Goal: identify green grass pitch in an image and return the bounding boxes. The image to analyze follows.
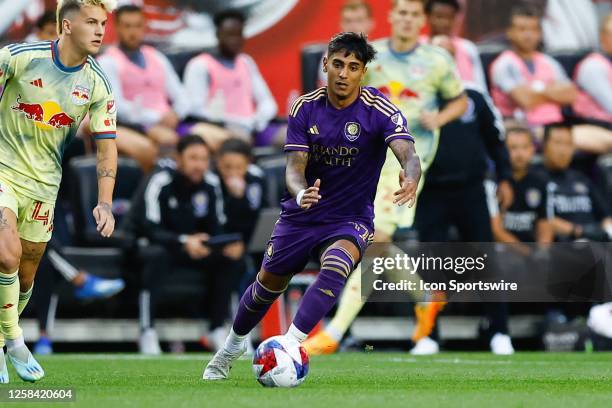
[1,352,611,408]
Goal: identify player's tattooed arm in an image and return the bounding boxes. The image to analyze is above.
[93,139,118,237]
[286,151,321,209]
[96,168,116,179]
[0,208,9,231]
[389,139,421,207]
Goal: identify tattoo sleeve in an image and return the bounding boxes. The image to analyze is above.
[0,208,9,231]
[285,151,310,197]
[389,139,421,181]
[95,138,118,205]
[96,167,116,179]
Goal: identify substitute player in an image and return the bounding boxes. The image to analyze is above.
[304,0,467,355]
[203,32,421,380]
[0,0,117,383]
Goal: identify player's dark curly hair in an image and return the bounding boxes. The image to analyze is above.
[213,9,247,29]
[425,0,461,14]
[327,32,377,66]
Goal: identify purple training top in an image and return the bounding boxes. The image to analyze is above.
[282,86,414,226]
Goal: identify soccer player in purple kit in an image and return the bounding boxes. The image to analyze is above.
[203,32,421,380]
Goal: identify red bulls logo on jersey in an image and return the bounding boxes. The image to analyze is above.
[48,112,75,128]
[12,95,44,121]
[11,95,76,130]
[71,85,90,106]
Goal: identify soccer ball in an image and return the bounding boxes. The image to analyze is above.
[252,335,309,387]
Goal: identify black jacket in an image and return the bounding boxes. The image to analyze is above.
[220,165,267,245]
[532,164,610,227]
[426,85,512,188]
[140,167,226,250]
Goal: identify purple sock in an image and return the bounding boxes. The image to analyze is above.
[292,247,354,334]
[232,277,286,336]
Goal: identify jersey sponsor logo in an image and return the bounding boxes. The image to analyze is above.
[344,121,361,142]
[71,85,90,106]
[11,95,76,130]
[192,192,209,217]
[48,112,75,128]
[107,99,116,114]
[311,144,359,167]
[525,188,541,208]
[12,95,44,121]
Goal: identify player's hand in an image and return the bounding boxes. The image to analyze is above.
[431,35,455,55]
[224,176,247,198]
[393,171,418,207]
[497,180,514,211]
[300,179,322,210]
[223,241,244,260]
[93,202,115,238]
[185,234,210,260]
[420,111,440,131]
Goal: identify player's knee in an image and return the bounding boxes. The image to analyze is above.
[258,270,291,292]
[0,244,21,273]
[242,272,287,311]
[18,275,34,292]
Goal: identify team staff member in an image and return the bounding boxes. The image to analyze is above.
[488,125,553,247]
[412,85,514,355]
[137,136,244,354]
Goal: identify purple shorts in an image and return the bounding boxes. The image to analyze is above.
[262,218,374,276]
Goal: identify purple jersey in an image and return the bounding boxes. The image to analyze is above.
[282,86,414,226]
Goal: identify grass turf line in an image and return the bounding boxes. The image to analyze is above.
[0,352,611,408]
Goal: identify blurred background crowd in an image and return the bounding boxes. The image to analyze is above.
[0,0,611,356]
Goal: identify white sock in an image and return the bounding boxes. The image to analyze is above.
[325,325,343,342]
[223,328,246,353]
[286,324,308,343]
[6,335,25,352]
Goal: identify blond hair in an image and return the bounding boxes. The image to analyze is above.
[56,0,117,34]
